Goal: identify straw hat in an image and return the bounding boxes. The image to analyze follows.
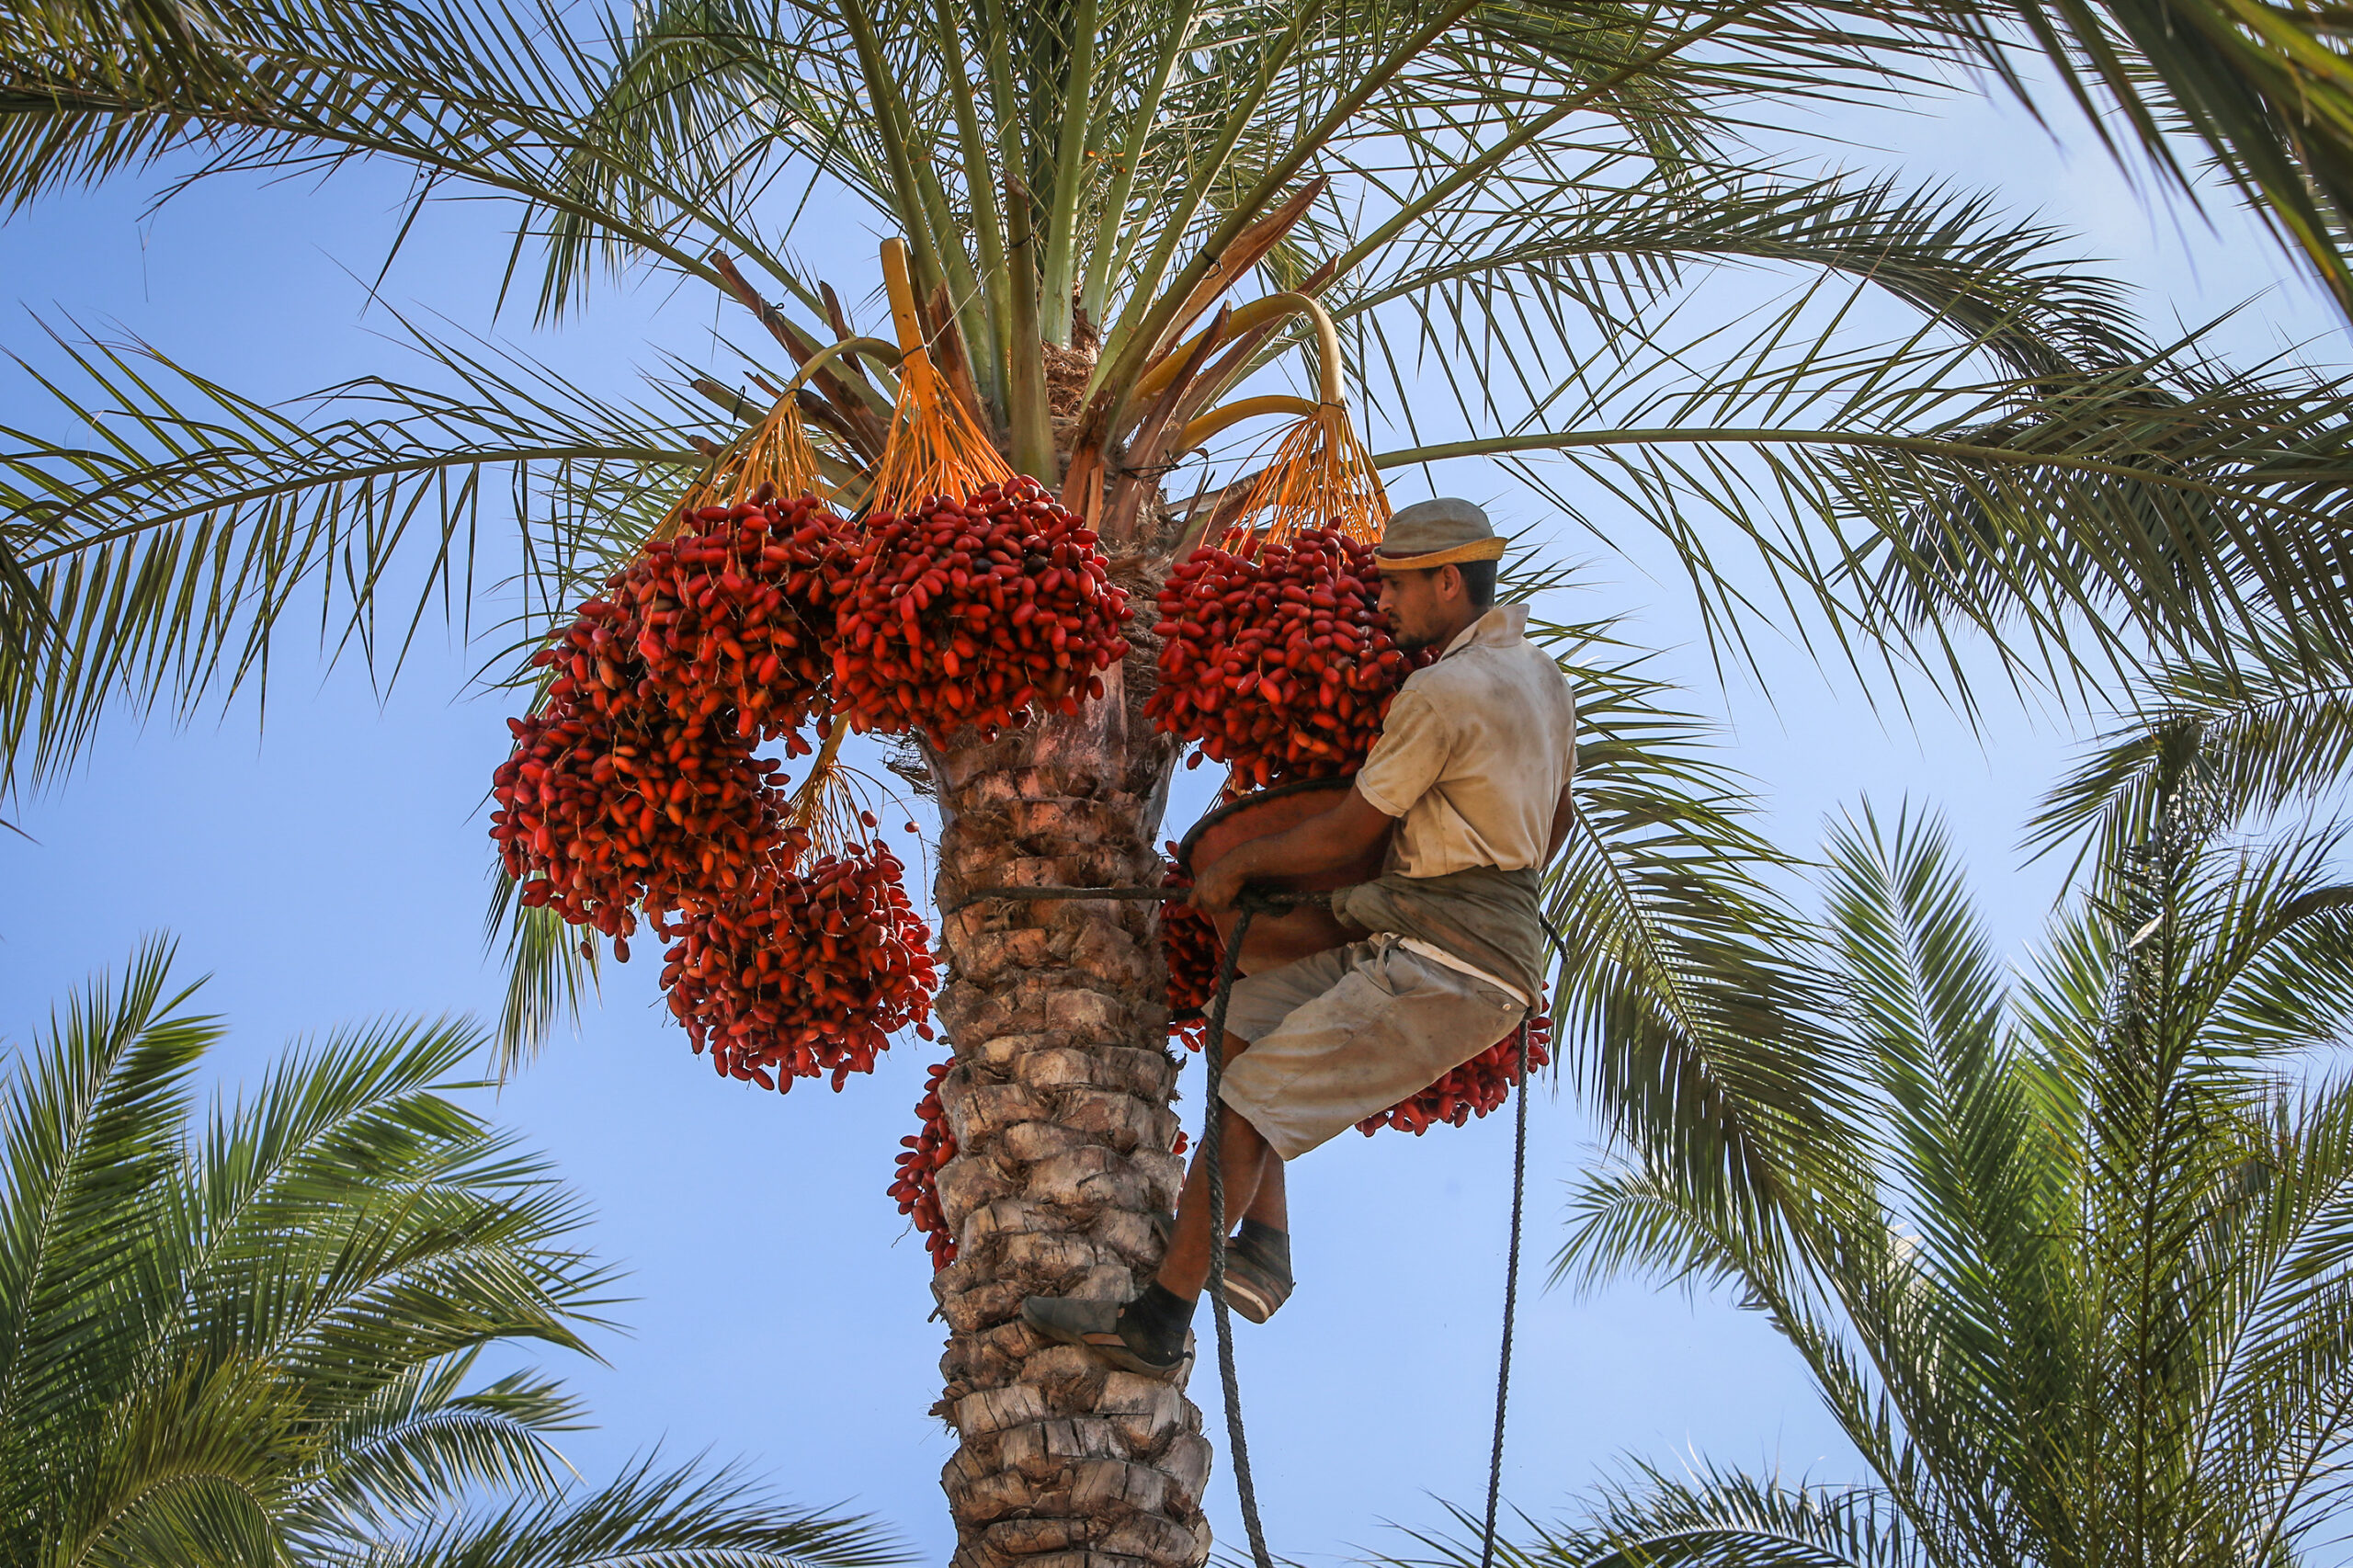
[1372,498,1506,570]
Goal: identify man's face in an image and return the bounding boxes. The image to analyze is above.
[1377,564,1453,650]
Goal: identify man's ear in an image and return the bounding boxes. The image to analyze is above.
[1435,562,1463,602]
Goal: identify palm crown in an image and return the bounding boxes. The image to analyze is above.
[7,0,2353,800]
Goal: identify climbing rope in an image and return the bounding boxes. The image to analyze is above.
[1481,1017,1531,1568]
[1202,899,1275,1568]
[966,881,1540,1568]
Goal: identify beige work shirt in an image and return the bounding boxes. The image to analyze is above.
[1353,602,1577,875]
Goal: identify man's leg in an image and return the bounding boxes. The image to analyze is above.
[1155,1028,1279,1298]
[1243,1152,1288,1228]
[1021,945,1357,1373]
[1224,1122,1293,1324]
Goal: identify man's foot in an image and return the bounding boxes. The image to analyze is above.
[1221,1255,1293,1324]
[1144,1210,1294,1324]
[1021,1286,1195,1378]
[1221,1221,1294,1324]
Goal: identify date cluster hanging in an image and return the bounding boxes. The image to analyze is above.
[628,494,852,746]
[492,632,793,944]
[888,1060,957,1267]
[834,476,1133,744]
[1146,528,1431,790]
[660,837,938,1091]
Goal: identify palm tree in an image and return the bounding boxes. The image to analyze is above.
[0,935,910,1568]
[1538,769,2353,1568]
[7,2,2353,1562]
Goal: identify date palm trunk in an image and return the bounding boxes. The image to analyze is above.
[922,322,1213,1566]
[925,649,1211,1568]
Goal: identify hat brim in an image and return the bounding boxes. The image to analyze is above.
[1372,537,1507,571]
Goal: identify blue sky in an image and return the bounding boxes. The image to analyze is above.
[2,49,2346,1564]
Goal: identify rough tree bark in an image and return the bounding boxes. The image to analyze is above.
[924,633,1213,1568]
[920,318,1217,1568]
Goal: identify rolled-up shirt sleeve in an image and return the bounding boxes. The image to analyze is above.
[1354,687,1451,818]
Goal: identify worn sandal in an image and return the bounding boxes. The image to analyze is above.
[1146,1210,1293,1324]
[1220,1246,1294,1324]
[1021,1295,1188,1378]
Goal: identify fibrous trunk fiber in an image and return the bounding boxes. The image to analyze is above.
[926,643,1211,1568]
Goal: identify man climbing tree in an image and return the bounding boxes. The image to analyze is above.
[1024,499,1580,1376]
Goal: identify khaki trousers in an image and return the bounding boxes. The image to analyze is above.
[1216,935,1528,1159]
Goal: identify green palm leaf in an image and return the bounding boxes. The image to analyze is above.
[298,1356,587,1529]
[325,1453,908,1568]
[1980,0,2353,314]
[0,937,216,1558]
[482,870,604,1079]
[0,941,902,1564]
[2030,619,2353,874]
[1371,319,2353,699]
[1529,602,1848,1227]
[1554,757,2353,1568]
[1390,1462,1922,1568]
[0,317,716,790]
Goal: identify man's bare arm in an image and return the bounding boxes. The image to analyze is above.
[1543,778,1575,865]
[1192,788,1395,913]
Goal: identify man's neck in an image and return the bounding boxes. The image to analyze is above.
[1427,604,1487,655]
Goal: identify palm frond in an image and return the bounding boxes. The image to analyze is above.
[1532,613,1850,1225]
[1370,326,2353,702]
[179,1011,617,1409]
[333,1451,909,1568]
[1549,1460,1918,1568]
[295,1355,587,1528]
[1555,1158,1755,1295]
[0,934,212,1533]
[2029,619,2353,872]
[1336,166,2153,420]
[483,865,602,1079]
[1,0,260,100]
[1383,1461,1919,1568]
[0,316,715,789]
[1981,0,2353,315]
[0,0,801,306]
